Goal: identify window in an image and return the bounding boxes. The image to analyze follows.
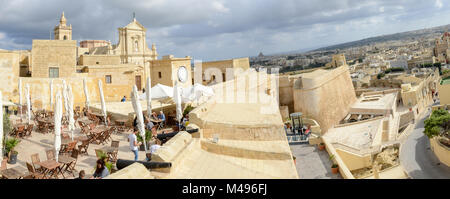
[49,67,59,78]
[135,40,139,52]
[96,62,100,65]
[158,72,162,78]
[105,75,112,84]
[63,35,67,40]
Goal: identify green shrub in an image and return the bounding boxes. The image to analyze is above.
[136,129,152,143]
[424,109,450,139]
[3,112,12,135]
[5,138,20,155]
[183,104,196,117]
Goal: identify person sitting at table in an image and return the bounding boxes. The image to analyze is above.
[181,115,189,130]
[144,117,154,130]
[151,112,158,120]
[158,111,166,128]
[75,170,85,179]
[148,139,162,161]
[91,159,109,179]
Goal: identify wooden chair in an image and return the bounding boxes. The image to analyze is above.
[24,124,34,137]
[65,141,78,155]
[80,126,90,135]
[111,140,120,148]
[1,159,7,171]
[78,140,90,155]
[46,149,55,161]
[61,133,70,139]
[65,149,79,177]
[30,153,43,172]
[25,162,45,179]
[11,125,25,138]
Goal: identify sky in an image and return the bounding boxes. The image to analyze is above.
[1,0,450,61]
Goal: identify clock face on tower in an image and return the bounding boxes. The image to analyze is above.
[177,66,188,83]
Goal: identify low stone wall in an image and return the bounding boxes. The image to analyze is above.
[200,140,291,160]
[322,138,355,179]
[430,137,450,167]
[105,163,154,179]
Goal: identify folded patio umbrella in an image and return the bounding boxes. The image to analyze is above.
[131,85,147,153]
[173,82,182,126]
[67,84,75,140]
[19,79,22,116]
[26,84,31,124]
[50,79,53,109]
[83,78,90,110]
[146,77,152,120]
[54,91,62,162]
[62,80,69,117]
[98,80,107,126]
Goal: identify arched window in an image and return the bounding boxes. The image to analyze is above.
[63,35,67,40]
[135,40,139,52]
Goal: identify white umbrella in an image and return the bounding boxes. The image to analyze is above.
[173,82,182,128]
[62,80,69,117]
[146,77,152,119]
[50,79,54,110]
[0,91,3,163]
[131,85,147,153]
[181,83,214,103]
[98,80,107,126]
[18,79,22,116]
[26,84,31,124]
[67,84,75,140]
[83,78,90,110]
[148,84,173,100]
[54,91,62,162]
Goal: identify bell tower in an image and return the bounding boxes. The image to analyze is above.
[54,12,72,40]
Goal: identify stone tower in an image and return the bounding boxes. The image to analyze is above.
[54,12,72,40]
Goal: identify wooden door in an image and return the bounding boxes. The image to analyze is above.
[135,75,142,91]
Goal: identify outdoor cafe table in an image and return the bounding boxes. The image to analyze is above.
[150,119,163,130]
[0,167,27,179]
[57,155,76,177]
[36,160,63,179]
[115,119,128,126]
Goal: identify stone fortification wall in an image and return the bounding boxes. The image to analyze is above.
[293,66,357,134]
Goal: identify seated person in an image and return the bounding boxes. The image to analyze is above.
[121,96,126,102]
[151,112,158,120]
[145,117,154,130]
[91,159,109,179]
[148,139,162,161]
[182,115,189,127]
[158,111,166,122]
[75,170,85,179]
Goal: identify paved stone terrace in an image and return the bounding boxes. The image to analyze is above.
[290,143,342,179]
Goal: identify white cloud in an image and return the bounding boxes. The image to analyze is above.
[435,0,443,9]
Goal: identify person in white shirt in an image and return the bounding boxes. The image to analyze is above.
[148,139,162,161]
[128,129,141,161]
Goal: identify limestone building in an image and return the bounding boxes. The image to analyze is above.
[200,57,250,85]
[326,54,347,68]
[434,32,450,63]
[54,12,72,40]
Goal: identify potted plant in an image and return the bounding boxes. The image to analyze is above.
[285,118,292,129]
[329,154,339,174]
[318,143,325,151]
[2,112,12,158]
[408,102,413,112]
[136,130,152,151]
[5,138,20,164]
[293,156,297,165]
